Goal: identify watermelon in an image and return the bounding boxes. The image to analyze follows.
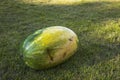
[21,26,78,70]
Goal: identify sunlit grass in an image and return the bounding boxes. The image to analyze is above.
[20,0,120,5]
[21,0,82,5]
[50,0,82,5]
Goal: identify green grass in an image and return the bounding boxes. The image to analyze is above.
[0,0,120,80]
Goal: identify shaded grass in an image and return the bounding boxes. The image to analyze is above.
[0,0,120,80]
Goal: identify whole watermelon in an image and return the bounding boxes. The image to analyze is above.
[21,26,78,70]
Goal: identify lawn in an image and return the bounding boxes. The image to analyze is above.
[0,0,120,80]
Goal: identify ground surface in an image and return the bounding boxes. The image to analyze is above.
[0,0,120,80]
